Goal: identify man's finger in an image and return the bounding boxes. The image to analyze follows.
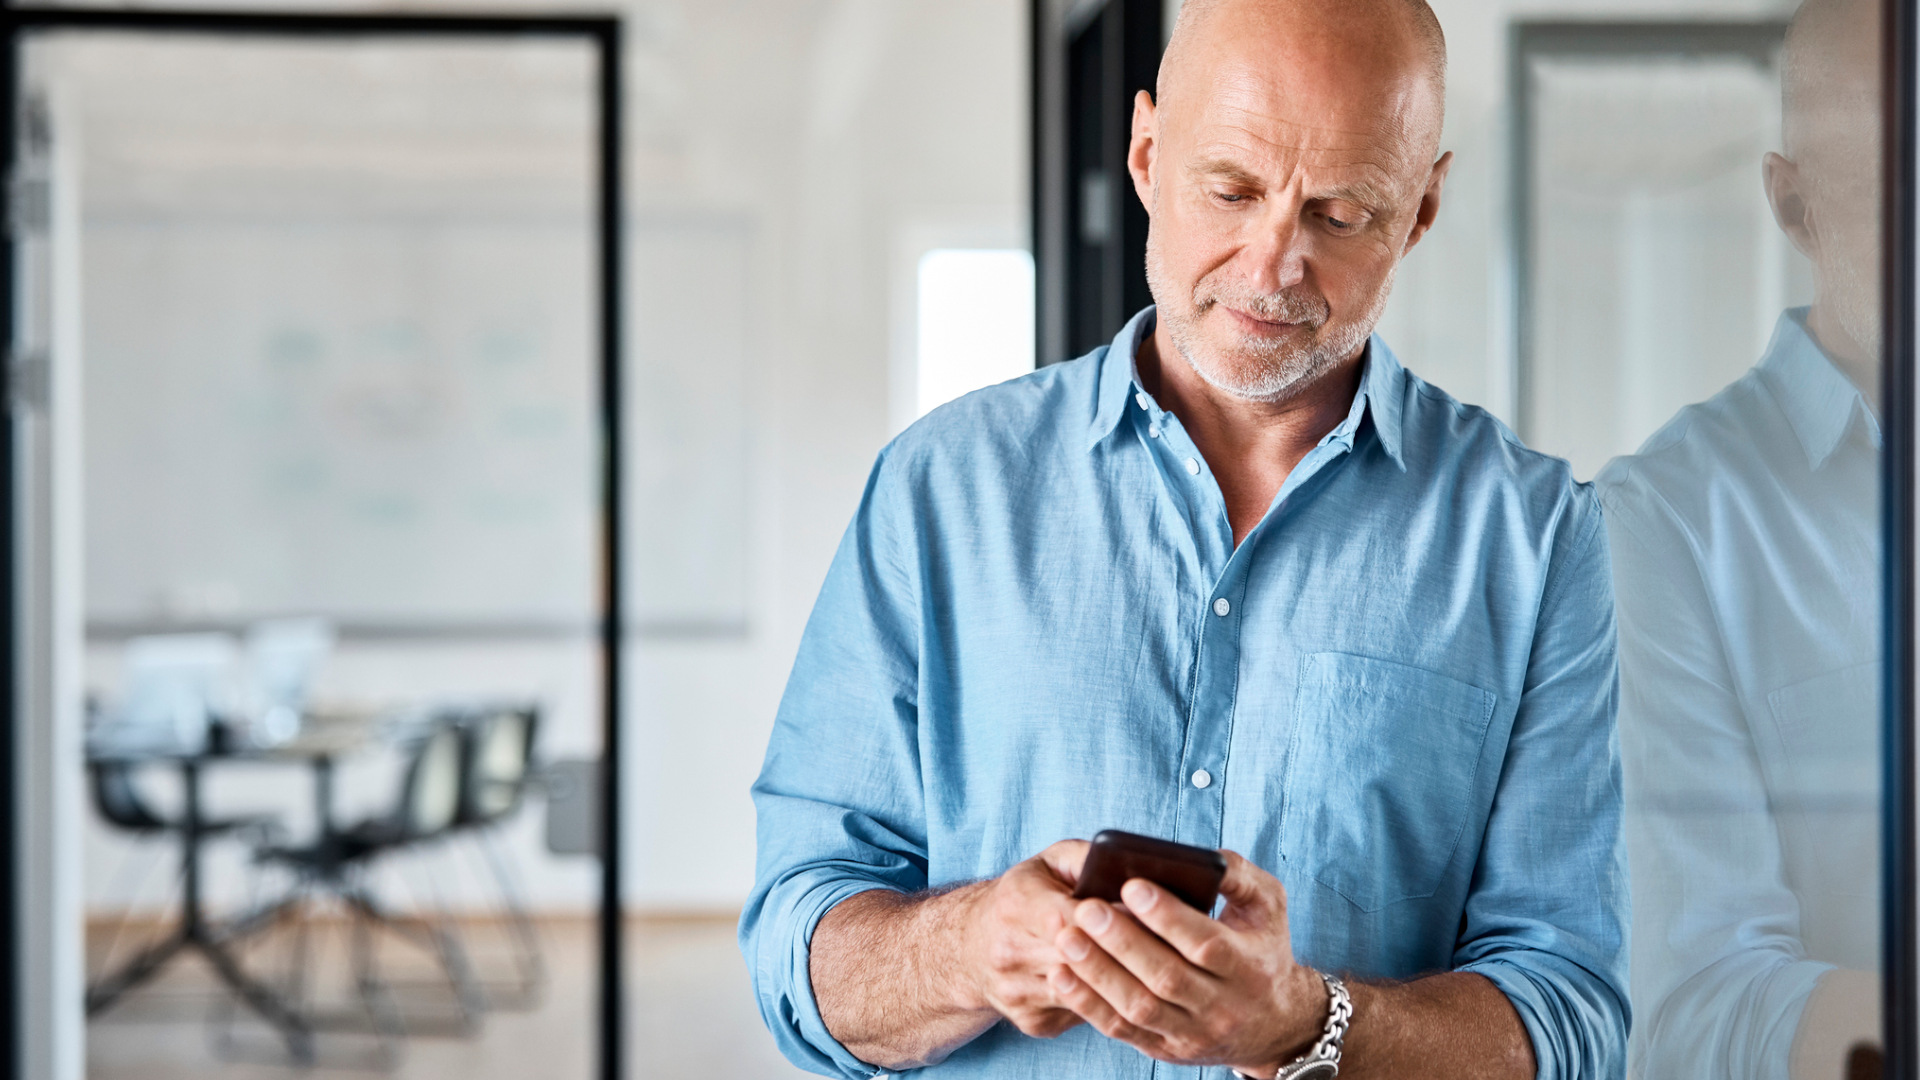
[1215,849,1284,920]
[1055,924,1190,1036]
[1065,902,1212,1020]
[1119,878,1239,977]
[1014,1002,1086,1040]
[1038,839,1093,888]
[1047,966,1159,1050]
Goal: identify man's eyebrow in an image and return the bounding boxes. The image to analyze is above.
[1185,157,1265,186]
[1185,158,1397,210]
[1313,180,1395,210]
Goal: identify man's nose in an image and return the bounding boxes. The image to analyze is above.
[1236,211,1309,293]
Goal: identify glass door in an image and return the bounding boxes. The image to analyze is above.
[9,22,616,1080]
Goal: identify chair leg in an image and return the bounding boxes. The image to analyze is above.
[208,878,306,1065]
[197,936,316,1065]
[349,888,407,1068]
[88,842,171,988]
[347,887,485,1034]
[86,927,189,1015]
[475,829,547,1008]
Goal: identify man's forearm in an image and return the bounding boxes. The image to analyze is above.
[1339,972,1534,1080]
[809,885,998,1069]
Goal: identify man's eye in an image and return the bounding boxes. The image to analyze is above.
[1324,214,1354,230]
[1214,192,1250,204]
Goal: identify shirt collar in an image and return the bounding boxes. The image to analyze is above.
[1758,307,1880,470]
[1087,306,1157,449]
[1087,305,1407,469]
[1359,335,1408,468]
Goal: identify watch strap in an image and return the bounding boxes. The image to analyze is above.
[1236,970,1350,1080]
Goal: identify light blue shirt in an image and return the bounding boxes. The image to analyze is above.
[742,308,1628,1080]
[1597,309,1879,1080]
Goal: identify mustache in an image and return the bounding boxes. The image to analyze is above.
[1194,280,1329,328]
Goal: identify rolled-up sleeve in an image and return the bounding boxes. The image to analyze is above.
[1454,490,1631,1080]
[738,445,930,1079]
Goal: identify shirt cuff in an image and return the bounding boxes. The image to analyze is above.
[1461,954,1628,1080]
[770,878,907,1080]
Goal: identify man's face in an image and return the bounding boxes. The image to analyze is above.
[1134,51,1446,402]
[1805,67,1883,361]
[1771,0,1882,369]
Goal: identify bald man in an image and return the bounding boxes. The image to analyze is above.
[1598,0,1884,1077]
[742,2,1626,1078]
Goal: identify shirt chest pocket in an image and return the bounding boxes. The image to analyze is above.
[1279,652,1498,912]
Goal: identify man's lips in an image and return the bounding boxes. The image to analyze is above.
[1218,304,1308,336]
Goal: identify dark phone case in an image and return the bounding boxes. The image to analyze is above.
[1071,829,1227,913]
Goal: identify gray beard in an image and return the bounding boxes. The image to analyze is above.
[1144,230,1388,404]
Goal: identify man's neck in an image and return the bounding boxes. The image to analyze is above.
[1138,322,1366,547]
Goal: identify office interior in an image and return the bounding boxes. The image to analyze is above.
[0,0,1898,1078]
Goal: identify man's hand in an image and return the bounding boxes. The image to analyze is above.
[810,838,1093,1068]
[957,838,1092,1038]
[1046,849,1327,1078]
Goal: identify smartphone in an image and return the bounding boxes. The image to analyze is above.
[1072,829,1227,913]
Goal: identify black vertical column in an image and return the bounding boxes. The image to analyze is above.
[595,19,625,1080]
[1882,0,1916,1073]
[1035,0,1164,365]
[1064,0,1161,359]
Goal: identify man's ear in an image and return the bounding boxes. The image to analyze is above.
[1127,90,1158,213]
[1764,152,1820,261]
[1402,151,1452,256]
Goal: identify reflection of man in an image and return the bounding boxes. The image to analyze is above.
[1595,1,1882,1078]
[742,1,1626,1077]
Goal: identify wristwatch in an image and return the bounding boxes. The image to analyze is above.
[1234,970,1351,1080]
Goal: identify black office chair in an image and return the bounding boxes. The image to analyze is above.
[252,717,484,1046]
[86,760,281,1010]
[455,706,538,826]
[449,705,545,1008]
[91,759,273,837]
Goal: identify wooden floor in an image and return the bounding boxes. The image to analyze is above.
[84,914,814,1080]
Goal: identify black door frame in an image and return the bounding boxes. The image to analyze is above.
[1030,0,1164,366]
[1882,0,1916,1075]
[0,9,626,1080]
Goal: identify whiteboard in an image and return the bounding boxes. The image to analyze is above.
[83,213,754,634]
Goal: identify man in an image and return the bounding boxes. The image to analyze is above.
[742,0,1626,1077]
[1596,1,1883,1076]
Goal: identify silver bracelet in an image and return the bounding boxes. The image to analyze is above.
[1234,970,1350,1080]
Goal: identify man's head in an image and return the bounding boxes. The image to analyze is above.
[1765,0,1881,368]
[1132,0,1452,404]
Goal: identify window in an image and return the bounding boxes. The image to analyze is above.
[914,249,1035,418]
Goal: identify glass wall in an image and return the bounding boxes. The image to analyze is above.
[1520,9,1886,1077]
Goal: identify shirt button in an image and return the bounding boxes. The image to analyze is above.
[1135,391,1151,410]
[1213,597,1231,617]
[1148,426,1160,438]
[1191,769,1213,789]
[1184,457,1201,475]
